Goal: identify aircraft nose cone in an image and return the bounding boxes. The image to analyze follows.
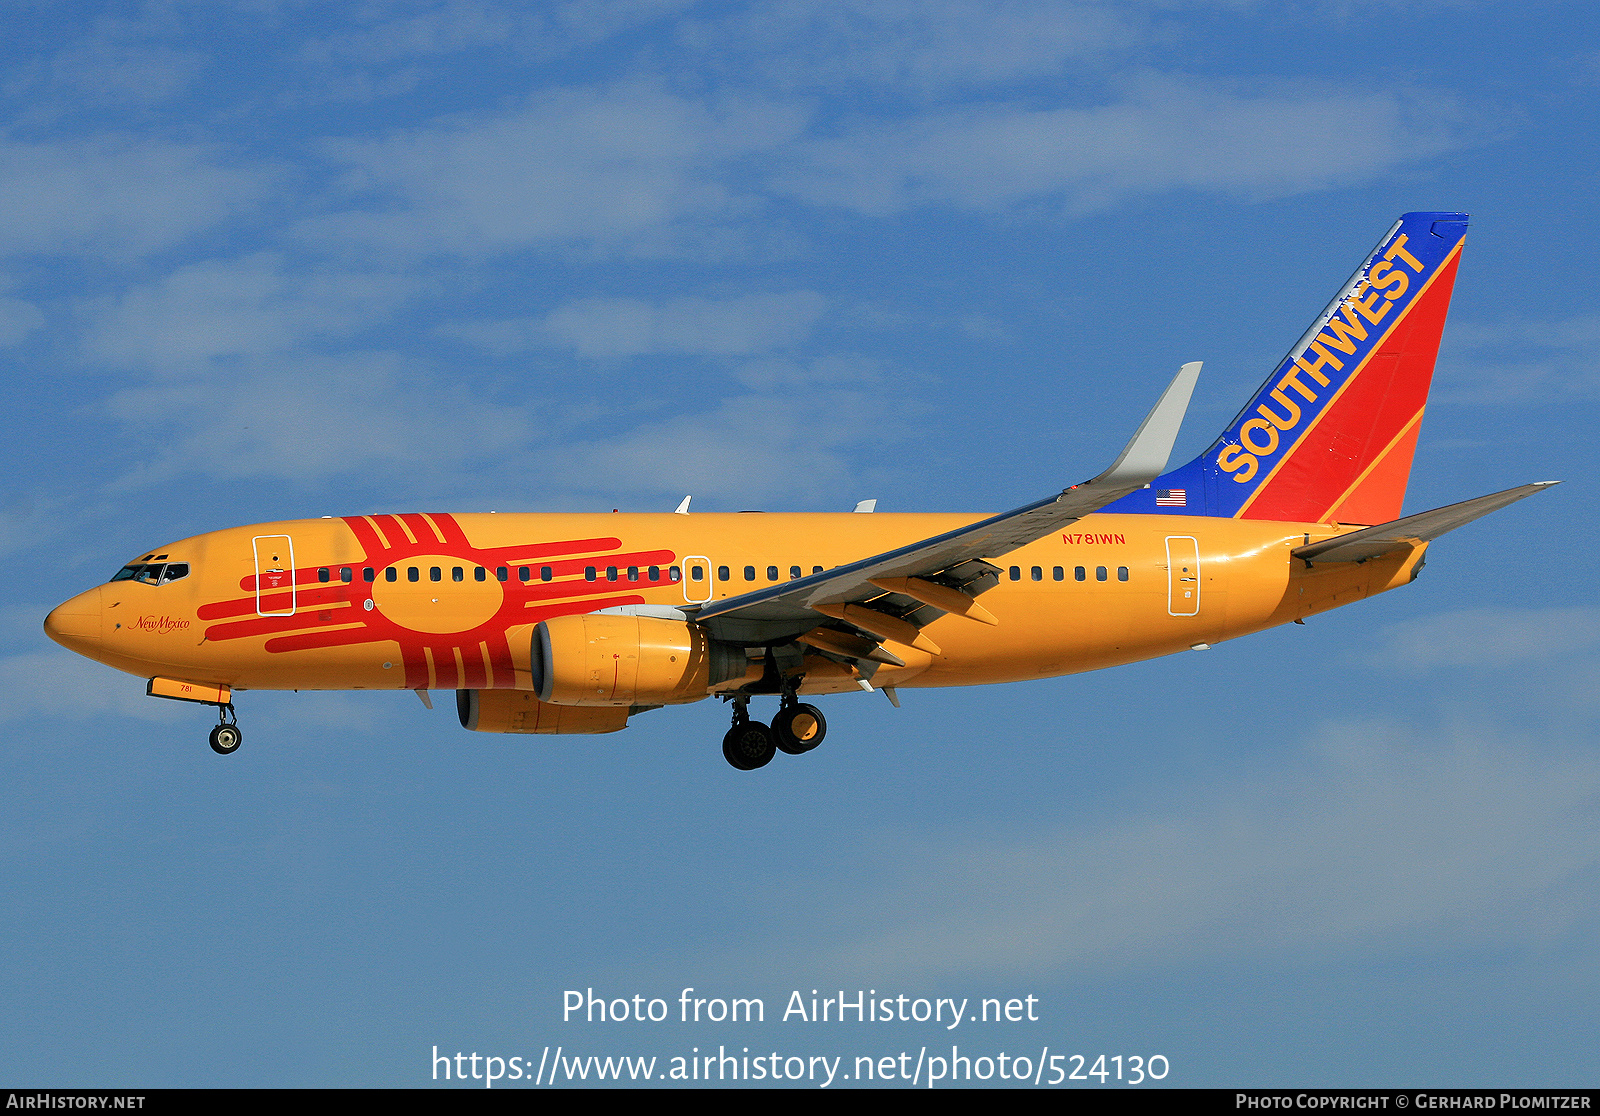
[44,587,104,655]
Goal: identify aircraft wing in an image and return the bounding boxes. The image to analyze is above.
[1292,481,1559,565]
[692,363,1201,645]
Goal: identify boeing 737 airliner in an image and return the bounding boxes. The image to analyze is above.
[44,213,1554,769]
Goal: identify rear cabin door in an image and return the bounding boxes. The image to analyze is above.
[1166,536,1200,617]
[253,535,296,617]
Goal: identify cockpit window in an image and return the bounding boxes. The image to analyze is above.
[109,562,190,585]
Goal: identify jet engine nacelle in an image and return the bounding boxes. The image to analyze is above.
[532,614,751,706]
[455,688,629,734]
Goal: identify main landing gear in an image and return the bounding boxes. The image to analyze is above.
[208,703,242,756]
[721,695,827,770]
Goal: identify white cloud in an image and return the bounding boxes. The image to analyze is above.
[311,84,809,255]
[80,254,421,370]
[1440,315,1600,403]
[0,137,267,260]
[790,723,1600,978]
[1365,607,1600,671]
[102,352,533,486]
[298,0,691,68]
[300,1,526,66]
[551,373,904,504]
[449,290,828,357]
[0,296,43,346]
[778,74,1463,213]
[683,0,1135,93]
[45,37,206,105]
[0,647,179,724]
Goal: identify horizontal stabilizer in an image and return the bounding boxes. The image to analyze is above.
[1292,482,1558,564]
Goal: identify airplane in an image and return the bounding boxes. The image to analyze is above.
[43,212,1555,770]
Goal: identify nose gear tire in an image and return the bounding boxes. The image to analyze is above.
[209,724,242,755]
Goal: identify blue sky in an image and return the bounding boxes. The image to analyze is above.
[3,0,1597,1089]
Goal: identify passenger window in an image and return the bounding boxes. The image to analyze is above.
[386,568,398,582]
[318,568,330,583]
[430,567,442,582]
[474,567,486,582]
[628,566,639,582]
[340,568,353,583]
[1053,566,1064,581]
[744,566,755,581]
[540,567,551,582]
[790,566,802,580]
[606,566,618,582]
[1009,566,1020,581]
[813,566,824,575]
[519,567,531,582]
[648,566,660,581]
[670,566,682,582]
[496,567,508,582]
[718,566,730,581]
[452,567,464,582]
[691,567,704,582]
[1074,566,1086,582]
[408,567,419,582]
[363,568,376,582]
[585,567,597,582]
[1096,566,1108,582]
[1031,566,1042,581]
[1118,566,1129,582]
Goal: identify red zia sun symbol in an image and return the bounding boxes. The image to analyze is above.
[197,513,677,690]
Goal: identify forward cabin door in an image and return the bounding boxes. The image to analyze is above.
[1166,536,1200,617]
[682,555,713,604]
[253,534,296,617]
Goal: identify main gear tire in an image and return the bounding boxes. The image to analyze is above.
[772,703,826,754]
[722,721,776,770]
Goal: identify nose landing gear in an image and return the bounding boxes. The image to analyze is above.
[208,704,242,755]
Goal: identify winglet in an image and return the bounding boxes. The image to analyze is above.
[674,495,691,514]
[1093,361,1201,487]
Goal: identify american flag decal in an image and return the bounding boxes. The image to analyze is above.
[1155,489,1187,507]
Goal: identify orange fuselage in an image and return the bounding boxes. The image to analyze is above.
[46,510,1422,698]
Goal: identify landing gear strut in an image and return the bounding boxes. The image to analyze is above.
[208,703,242,756]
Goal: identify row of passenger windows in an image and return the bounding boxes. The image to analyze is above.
[697,565,827,583]
[314,564,830,585]
[1011,565,1130,582]
[315,562,1129,586]
[315,565,688,584]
